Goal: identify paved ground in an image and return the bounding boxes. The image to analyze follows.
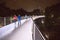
[1,18,33,40]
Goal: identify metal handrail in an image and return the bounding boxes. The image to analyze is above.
[32,19,46,40]
[35,24,46,40]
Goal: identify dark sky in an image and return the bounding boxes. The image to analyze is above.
[1,0,60,11]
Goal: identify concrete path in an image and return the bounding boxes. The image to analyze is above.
[1,18,33,40]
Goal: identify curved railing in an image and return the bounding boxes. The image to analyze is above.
[32,16,46,40]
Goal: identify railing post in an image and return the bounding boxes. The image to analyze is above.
[4,17,6,26]
[31,16,35,40]
[34,24,35,40]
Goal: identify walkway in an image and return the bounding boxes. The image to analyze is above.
[0,16,45,40]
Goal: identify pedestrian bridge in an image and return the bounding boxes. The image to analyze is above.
[0,15,45,40]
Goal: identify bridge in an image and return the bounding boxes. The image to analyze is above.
[0,15,45,40]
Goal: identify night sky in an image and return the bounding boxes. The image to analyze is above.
[1,0,60,11]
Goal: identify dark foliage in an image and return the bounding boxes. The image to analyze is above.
[0,3,41,17]
[45,3,60,40]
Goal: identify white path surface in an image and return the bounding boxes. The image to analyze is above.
[0,19,27,38]
[3,18,33,40]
